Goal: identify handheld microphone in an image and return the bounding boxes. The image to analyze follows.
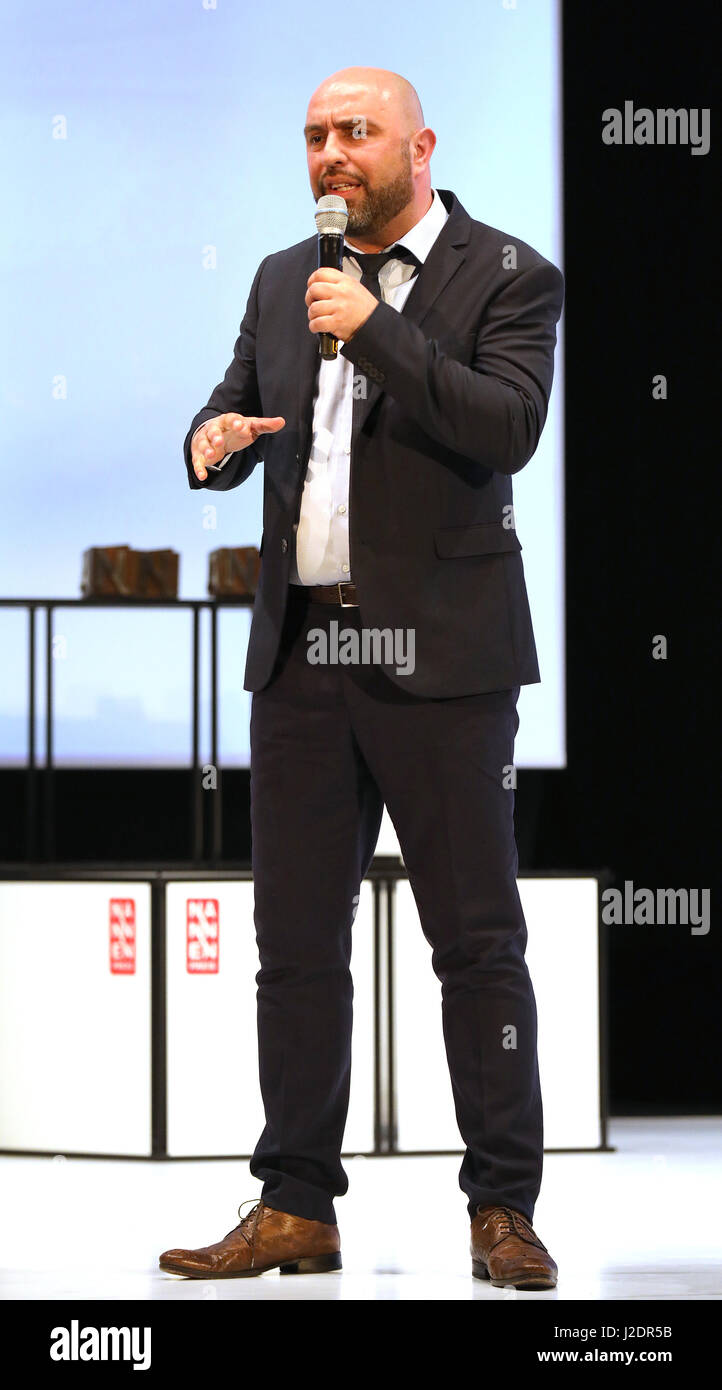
[314,194,349,360]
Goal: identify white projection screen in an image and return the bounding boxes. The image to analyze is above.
[0,0,564,769]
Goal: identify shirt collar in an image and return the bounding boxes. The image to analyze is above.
[343,187,448,264]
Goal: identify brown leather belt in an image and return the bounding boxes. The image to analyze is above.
[289,582,359,607]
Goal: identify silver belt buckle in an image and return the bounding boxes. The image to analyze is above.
[337,581,355,607]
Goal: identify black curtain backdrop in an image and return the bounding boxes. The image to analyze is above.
[555,0,719,1111]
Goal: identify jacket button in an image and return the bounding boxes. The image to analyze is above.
[281,538,288,553]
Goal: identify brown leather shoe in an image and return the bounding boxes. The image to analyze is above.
[470,1205,557,1290]
[159,1199,342,1278]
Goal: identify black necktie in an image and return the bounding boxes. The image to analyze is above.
[346,243,421,300]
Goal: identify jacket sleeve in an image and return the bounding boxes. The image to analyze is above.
[340,258,564,476]
[183,254,270,492]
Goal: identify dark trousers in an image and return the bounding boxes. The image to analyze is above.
[248,587,543,1226]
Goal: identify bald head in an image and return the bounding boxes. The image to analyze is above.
[308,67,424,141]
[304,66,436,249]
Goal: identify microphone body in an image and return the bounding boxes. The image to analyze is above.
[318,231,344,360]
[314,194,350,361]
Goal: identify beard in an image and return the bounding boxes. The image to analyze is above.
[324,144,414,238]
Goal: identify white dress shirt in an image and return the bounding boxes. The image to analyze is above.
[194,187,449,586]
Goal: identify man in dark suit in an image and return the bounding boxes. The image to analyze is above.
[160,66,564,1290]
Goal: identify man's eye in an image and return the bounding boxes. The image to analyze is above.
[309,135,322,145]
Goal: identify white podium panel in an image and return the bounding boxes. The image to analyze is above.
[0,881,152,1155]
[374,805,403,860]
[519,878,602,1148]
[393,877,602,1151]
[165,879,375,1156]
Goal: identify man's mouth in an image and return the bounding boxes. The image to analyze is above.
[326,179,362,193]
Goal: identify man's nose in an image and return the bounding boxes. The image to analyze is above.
[321,129,348,166]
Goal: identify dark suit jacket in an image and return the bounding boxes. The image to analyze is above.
[183,188,564,697]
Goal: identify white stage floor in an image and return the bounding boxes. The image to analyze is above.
[0,1118,720,1301]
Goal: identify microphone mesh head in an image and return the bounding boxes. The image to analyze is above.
[315,194,349,235]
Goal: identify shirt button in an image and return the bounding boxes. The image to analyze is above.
[344,447,350,455]
[281,539,288,553]
[338,504,346,514]
[342,563,349,573]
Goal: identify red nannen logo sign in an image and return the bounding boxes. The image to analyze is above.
[187,898,220,973]
[109,898,136,974]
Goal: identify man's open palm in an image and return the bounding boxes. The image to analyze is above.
[192,413,285,481]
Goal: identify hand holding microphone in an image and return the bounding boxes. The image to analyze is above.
[308,194,380,356]
[313,194,348,360]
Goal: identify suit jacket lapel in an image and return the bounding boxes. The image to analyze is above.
[296,242,324,473]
